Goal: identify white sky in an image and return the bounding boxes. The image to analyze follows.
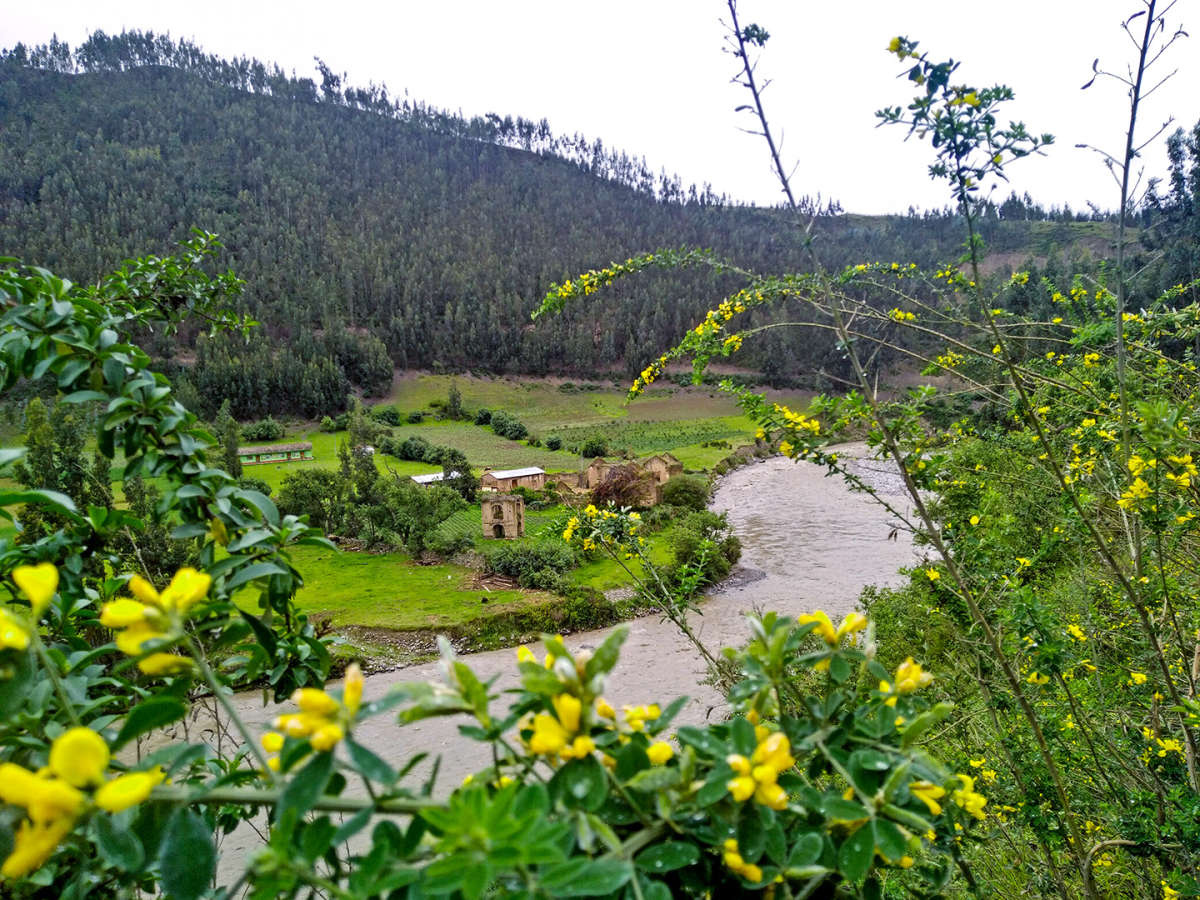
[3,2,1197,214]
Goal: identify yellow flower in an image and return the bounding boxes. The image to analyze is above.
[727,776,756,802]
[343,663,364,717]
[93,768,165,813]
[969,515,980,526]
[261,732,285,753]
[594,697,616,719]
[527,714,569,756]
[48,728,110,788]
[726,754,751,775]
[1026,671,1050,685]
[1066,624,1086,642]
[1,816,74,879]
[1130,671,1148,685]
[0,764,84,823]
[561,735,596,760]
[925,568,940,582]
[646,742,674,765]
[893,657,933,693]
[836,612,868,640]
[516,645,536,664]
[0,608,30,651]
[752,733,795,773]
[551,694,582,734]
[310,723,345,752]
[99,598,153,628]
[910,780,945,815]
[798,610,837,645]
[754,781,788,810]
[293,688,341,718]
[137,653,193,676]
[12,563,58,617]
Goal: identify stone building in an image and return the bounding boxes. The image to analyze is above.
[480,466,546,493]
[482,494,525,539]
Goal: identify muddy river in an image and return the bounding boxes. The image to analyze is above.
[216,446,920,875]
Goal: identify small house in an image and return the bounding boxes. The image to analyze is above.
[239,441,313,466]
[482,494,525,539]
[480,466,546,493]
[411,471,461,486]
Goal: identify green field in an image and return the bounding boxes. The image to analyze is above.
[5,374,787,654]
[240,544,541,631]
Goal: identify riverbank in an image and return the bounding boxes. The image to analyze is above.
[211,448,919,876]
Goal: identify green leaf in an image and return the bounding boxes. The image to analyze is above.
[837,823,875,882]
[224,561,288,591]
[278,750,334,820]
[541,859,632,896]
[788,832,824,869]
[829,653,851,683]
[675,726,726,759]
[872,819,907,862]
[94,814,145,872]
[635,841,699,874]
[626,767,681,793]
[554,756,608,811]
[114,697,188,750]
[584,626,627,680]
[157,809,215,900]
[345,737,396,784]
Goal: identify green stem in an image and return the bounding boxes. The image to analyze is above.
[183,633,278,785]
[31,632,83,728]
[151,783,427,815]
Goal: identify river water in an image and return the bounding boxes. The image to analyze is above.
[216,446,920,875]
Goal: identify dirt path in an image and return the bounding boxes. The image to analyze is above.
[217,447,919,875]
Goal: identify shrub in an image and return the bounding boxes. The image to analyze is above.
[669,510,741,585]
[661,474,710,511]
[241,416,284,441]
[489,409,528,441]
[545,435,563,451]
[236,476,273,497]
[580,436,609,458]
[370,404,402,426]
[277,468,344,534]
[473,407,492,425]
[318,415,337,432]
[406,409,425,424]
[485,540,577,587]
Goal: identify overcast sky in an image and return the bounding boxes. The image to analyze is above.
[3,2,1197,214]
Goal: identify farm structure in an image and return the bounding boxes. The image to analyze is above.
[480,466,546,492]
[410,471,462,486]
[482,494,525,539]
[239,442,313,466]
[558,453,683,505]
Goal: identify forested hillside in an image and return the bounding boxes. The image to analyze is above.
[3,30,1191,418]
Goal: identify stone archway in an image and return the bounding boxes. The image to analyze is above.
[492,523,505,538]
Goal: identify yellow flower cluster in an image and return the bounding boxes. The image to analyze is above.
[0,728,163,878]
[879,657,934,705]
[265,664,363,767]
[1117,477,1152,510]
[934,350,964,369]
[889,308,917,322]
[722,838,763,883]
[726,729,795,810]
[630,353,670,397]
[100,568,211,675]
[952,774,988,819]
